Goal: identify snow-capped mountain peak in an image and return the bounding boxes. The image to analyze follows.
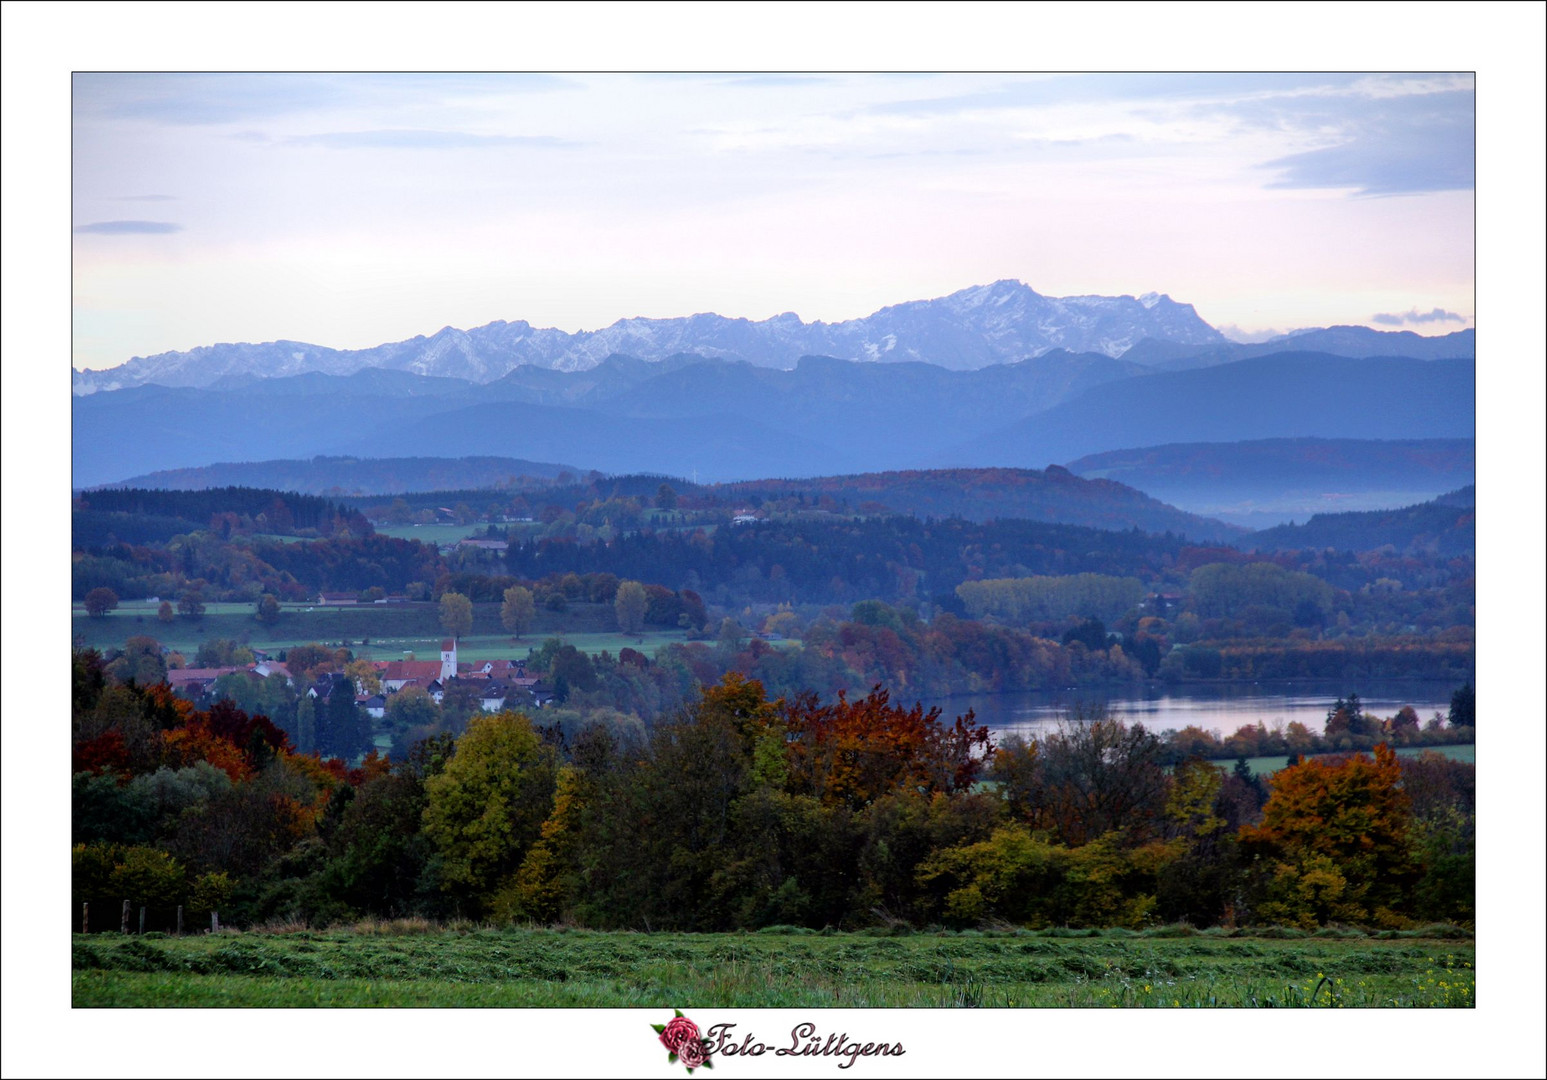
[72,280,1228,393]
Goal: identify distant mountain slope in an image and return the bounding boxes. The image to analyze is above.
[71,351,1143,486]
[1246,487,1475,555]
[71,379,465,489]
[1266,326,1474,359]
[71,279,1226,392]
[931,353,1475,473]
[98,455,585,496]
[73,350,1473,490]
[334,403,845,483]
[1067,438,1475,527]
[1121,327,1474,372]
[596,350,1143,461]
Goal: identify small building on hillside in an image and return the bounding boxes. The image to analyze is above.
[252,659,293,683]
[479,681,514,713]
[306,672,353,702]
[167,667,244,698]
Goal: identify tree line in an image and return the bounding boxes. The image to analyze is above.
[73,655,1473,933]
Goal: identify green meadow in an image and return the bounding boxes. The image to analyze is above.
[72,599,692,661]
[71,925,1475,1008]
[1217,744,1475,776]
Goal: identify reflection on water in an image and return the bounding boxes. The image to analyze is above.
[920,681,1455,740]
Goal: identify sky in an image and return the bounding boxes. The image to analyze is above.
[70,71,1475,371]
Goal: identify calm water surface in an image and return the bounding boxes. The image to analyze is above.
[920,681,1455,740]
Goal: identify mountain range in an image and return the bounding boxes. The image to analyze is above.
[71,280,1474,397]
[72,280,1230,393]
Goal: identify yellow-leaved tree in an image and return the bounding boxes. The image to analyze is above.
[422,711,557,914]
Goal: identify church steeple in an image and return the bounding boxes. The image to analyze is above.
[440,638,458,681]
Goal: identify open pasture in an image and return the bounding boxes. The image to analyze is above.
[72,925,1474,1009]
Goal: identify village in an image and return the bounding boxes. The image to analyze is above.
[165,637,555,719]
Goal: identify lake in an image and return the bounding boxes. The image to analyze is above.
[920,680,1456,739]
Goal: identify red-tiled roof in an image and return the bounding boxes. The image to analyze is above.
[382,660,443,682]
[441,639,456,651]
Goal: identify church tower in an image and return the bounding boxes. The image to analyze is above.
[440,638,458,681]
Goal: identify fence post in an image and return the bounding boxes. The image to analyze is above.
[121,900,131,934]
[139,907,146,934]
[211,911,220,934]
[177,906,184,936]
[82,902,89,935]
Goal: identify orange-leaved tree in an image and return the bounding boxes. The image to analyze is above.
[782,686,992,811]
[1239,743,1418,928]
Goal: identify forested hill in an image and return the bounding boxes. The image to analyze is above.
[502,515,1203,607]
[706,468,1244,541]
[333,467,1243,544]
[73,487,371,548]
[1246,488,1475,556]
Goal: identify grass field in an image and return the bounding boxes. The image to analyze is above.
[72,600,692,661]
[1217,744,1475,776]
[71,925,1474,1008]
[371,523,504,544]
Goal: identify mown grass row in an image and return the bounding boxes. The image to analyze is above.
[71,926,1474,1008]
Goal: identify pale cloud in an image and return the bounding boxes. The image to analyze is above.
[1259,89,1474,195]
[1371,308,1469,326]
[73,220,182,235]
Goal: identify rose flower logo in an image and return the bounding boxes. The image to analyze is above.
[652,1010,713,1072]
